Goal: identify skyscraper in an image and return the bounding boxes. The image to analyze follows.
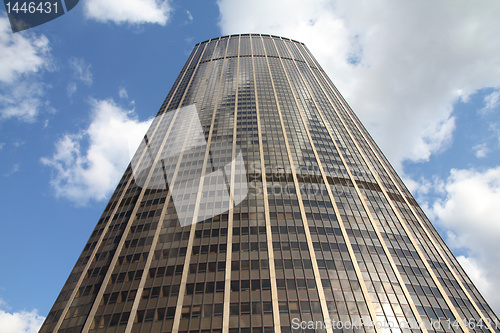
[40,34,499,333]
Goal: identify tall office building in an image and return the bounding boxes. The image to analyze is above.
[40,34,499,333]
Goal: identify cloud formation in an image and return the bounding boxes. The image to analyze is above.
[67,58,93,97]
[432,167,500,313]
[473,143,489,158]
[0,16,52,122]
[217,0,500,169]
[84,0,172,26]
[186,10,193,24]
[0,300,44,333]
[4,163,20,177]
[69,58,93,86]
[0,17,50,83]
[480,90,500,113]
[41,99,151,205]
[119,87,129,99]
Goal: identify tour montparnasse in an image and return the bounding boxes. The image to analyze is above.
[39,34,499,333]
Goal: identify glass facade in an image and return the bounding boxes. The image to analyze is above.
[40,34,499,333]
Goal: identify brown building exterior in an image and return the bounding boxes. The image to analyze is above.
[40,34,499,333]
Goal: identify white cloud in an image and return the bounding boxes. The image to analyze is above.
[186,10,193,23]
[473,143,489,158]
[411,115,456,163]
[66,58,93,97]
[481,90,500,113]
[0,81,49,122]
[13,140,25,148]
[404,174,445,198]
[66,82,77,97]
[84,0,173,26]
[456,256,494,304]
[217,0,500,170]
[0,142,4,150]
[0,300,45,333]
[119,87,129,99]
[432,167,500,313]
[69,58,93,86]
[0,17,50,84]
[4,163,20,177]
[0,16,52,122]
[41,98,152,205]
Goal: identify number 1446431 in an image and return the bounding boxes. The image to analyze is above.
[5,2,58,14]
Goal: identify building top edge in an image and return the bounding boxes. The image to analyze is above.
[195,33,305,47]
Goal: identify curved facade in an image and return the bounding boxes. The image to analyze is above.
[40,34,499,333]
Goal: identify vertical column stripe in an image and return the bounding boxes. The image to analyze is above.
[222,35,241,333]
[171,38,229,333]
[253,35,282,333]
[261,37,336,333]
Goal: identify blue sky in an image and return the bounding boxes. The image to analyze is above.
[1,1,500,331]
